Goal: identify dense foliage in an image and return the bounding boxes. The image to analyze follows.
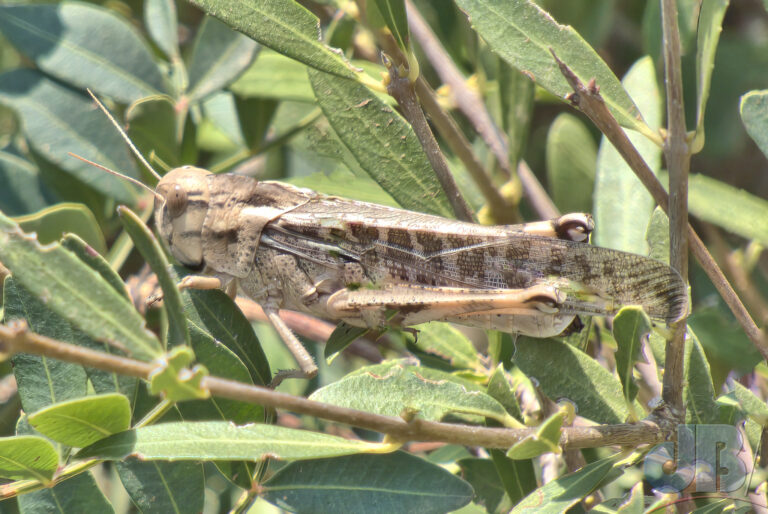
[0,0,768,512]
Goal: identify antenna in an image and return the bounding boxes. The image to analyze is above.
[86,88,163,182]
[68,152,164,203]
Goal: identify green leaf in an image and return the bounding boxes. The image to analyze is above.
[695,0,729,135]
[612,307,651,408]
[0,2,166,102]
[309,363,515,426]
[0,212,162,361]
[187,16,260,102]
[687,172,768,247]
[116,460,204,514]
[594,56,661,254]
[645,207,670,264]
[76,421,387,461]
[28,394,131,448]
[684,327,720,424]
[371,0,410,52]
[231,49,316,102]
[512,456,618,513]
[308,70,453,217]
[411,322,484,372]
[149,346,210,402]
[726,380,768,426]
[741,90,768,160]
[61,234,139,399]
[617,482,644,514]
[4,278,88,413]
[489,449,537,508]
[198,91,246,151]
[181,286,271,386]
[506,411,563,459]
[486,364,523,421]
[187,0,355,79]
[17,470,114,513]
[545,113,597,214]
[513,337,628,424]
[454,0,650,137]
[119,206,189,347]
[0,436,58,483]
[262,451,473,513]
[14,202,107,255]
[324,322,371,364]
[457,458,510,513]
[178,324,265,424]
[126,96,185,169]
[498,61,535,168]
[0,147,49,216]
[287,169,399,207]
[724,380,768,451]
[62,234,128,300]
[144,0,180,60]
[0,69,141,203]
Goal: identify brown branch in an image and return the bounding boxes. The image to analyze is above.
[660,0,690,419]
[385,60,474,222]
[235,297,383,363]
[704,225,768,326]
[549,51,768,362]
[0,322,665,451]
[406,0,560,220]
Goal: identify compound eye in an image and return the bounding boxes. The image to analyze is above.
[166,184,187,218]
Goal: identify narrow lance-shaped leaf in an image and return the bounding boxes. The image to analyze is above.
[310,363,516,427]
[262,452,473,514]
[684,171,768,248]
[594,56,661,254]
[187,0,355,79]
[118,206,189,348]
[14,202,107,256]
[695,0,730,138]
[684,327,720,425]
[308,69,453,217]
[0,212,162,361]
[371,0,410,52]
[512,456,619,513]
[740,90,768,161]
[612,307,651,414]
[18,470,114,514]
[513,337,628,424]
[0,70,140,203]
[116,461,204,514]
[144,0,180,60]
[454,0,653,138]
[186,16,260,102]
[545,113,596,214]
[77,421,390,461]
[0,3,166,102]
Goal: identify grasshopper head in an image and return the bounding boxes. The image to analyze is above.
[154,166,212,269]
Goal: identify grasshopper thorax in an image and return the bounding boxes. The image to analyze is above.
[154,166,212,269]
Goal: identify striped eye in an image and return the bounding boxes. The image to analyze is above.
[166,184,187,218]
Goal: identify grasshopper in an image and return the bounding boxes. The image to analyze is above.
[74,92,687,385]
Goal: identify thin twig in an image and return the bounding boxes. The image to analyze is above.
[371,29,515,223]
[550,51,768,362]
[660,0,690,419]
[0,322,665,451]
[385,62,475,221]
[703,225,768,327]
[406,0,560,220]
[235,297,384,363]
